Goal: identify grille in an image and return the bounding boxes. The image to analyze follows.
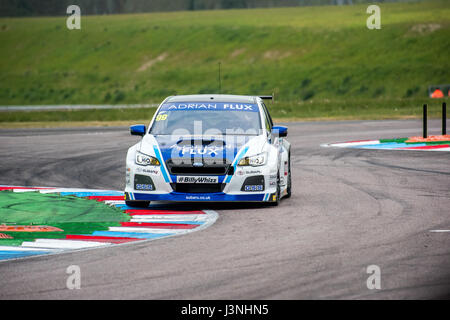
[166,159,233,175]
[170,183,225,193]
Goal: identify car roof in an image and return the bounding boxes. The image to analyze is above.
[165,94,258,104]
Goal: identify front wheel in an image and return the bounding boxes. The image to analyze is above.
[125,200,150,208]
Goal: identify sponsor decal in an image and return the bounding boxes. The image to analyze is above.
[244,170,262,175]
[160,102,258,112]
[222,104,255,111]
[177,176,219,184]
[167,103,218,110]
[244,185,264,191]
[126,168,131,185]
[180,145,222,157]
[185,195,212,200]
[135,184,154,191]
[232,169,263,176]
[135,167,160,175]
[192,162,204,167]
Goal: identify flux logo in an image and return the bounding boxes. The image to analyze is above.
[180,145,221,156]
[66,5,81,30]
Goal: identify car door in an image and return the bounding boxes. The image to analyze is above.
[260,101,286,184]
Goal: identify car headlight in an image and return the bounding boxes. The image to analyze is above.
[238,152,267,167]
[135,152,160,166]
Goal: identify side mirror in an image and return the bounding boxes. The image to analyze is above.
[272,125,288,137]
[130,124,146,136]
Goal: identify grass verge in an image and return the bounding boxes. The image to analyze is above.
[0,0,449,107]
[0,97,448,128]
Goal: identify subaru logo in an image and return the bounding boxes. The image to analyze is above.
[192,162,204,167]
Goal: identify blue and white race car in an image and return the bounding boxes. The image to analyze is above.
[124,94,291,207]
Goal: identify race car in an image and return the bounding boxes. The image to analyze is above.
[124,94,291,207]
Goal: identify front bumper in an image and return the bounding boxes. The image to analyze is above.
[125,191,277,202]
[124,162,279,203]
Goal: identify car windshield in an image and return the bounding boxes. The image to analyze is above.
[149,102,262,135]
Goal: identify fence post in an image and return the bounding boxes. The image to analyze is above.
[423,104,428,139]
[443,102,447,135]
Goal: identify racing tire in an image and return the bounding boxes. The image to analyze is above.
[125,200,150,208]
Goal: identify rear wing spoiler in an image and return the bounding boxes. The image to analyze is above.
[259,95,274,102]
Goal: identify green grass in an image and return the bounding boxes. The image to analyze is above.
[0,97,448,125]
[0,107,157,122]
[0,0,449,122]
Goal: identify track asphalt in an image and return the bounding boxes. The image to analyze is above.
[0,119,449,299]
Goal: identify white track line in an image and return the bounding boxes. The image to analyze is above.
[129,218,202,224]
[108,227,187,234]
[12,188,49,193]
[38,188,122,194]
[131,214,209,221]
[21,239,112,249]
[104,201,126,206]
[329,140,380,148]
[0,245,57,252]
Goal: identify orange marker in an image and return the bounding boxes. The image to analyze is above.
[0,225,63,232]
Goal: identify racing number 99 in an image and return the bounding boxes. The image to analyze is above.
[155,114,168,121]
